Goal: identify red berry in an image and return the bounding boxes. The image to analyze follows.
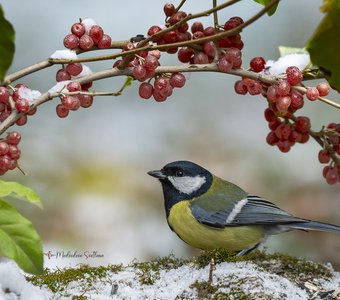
[168,12,186,26]
[191,22,204,34]
[323,165,332,178]
[306,87,319,101]
[8,145,20,160]
[203,26,215,36]
[203,41,216,58]
[170,73,186,88]
[153,90,167,102]
[248,82,262,95]
[66,81,81,92]
[266,85,278,103]
[144,55,159,70]
[0,87,9,103]
[0,142,9,155]
[218,56,232,73]
[56,69,71,82]
[15,98,30,113]
[318,149,331,164]
[79,34,94,50]
[63,34,79,49]
[66,63,83,76]
[325,167,339,185]
[139,82,154,99]
[132,65,147,82]
[81,82,93,91]
[16,115,27,126]
[71,22,85,37]
[276,80,290,97]
[6,131,21,145]
[277,140,291,153]
[164,3,176,17]
[89,25,104,44]
[61,95,80,111]
[97,34,112,49]
[266,131,278,146]
[193,52,209,64]
[290,90,304,109]
[295,116,310,134]
[299,133,309,143]
[286,66,302,85]
[316,82,330,97]
[177,22,189,33]
[224,47,242,67]
[264,108,277,123]
[79,94,94,108]
[250,57,266,73]
[276,96,291,114]
[163,31,178,43]
[289,130,302,143]
[147,26,163,42]
[234,80,247,95]
[56,104,69,118]
[178,48,194,63]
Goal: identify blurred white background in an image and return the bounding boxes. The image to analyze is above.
[2,0,339,269]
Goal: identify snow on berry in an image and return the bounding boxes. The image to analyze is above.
[265,53,310,75]
[50,49,78,60]
[17,86,42,103]
[81,18,97,34]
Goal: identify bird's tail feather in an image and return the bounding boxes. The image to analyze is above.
[286,221,340,233]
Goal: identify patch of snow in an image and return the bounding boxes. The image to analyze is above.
[81,18,97,34]
[265,53,310,75]
[48,81,71,93]
[17,87,42,103]
[0,262,51,300]
[73,65,92,79]
[50,49,78,60]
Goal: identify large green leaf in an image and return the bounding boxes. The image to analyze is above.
[0,198,43,274]
[0,180,42,208]
[253,0,279,16]
[306,2,340,89]
[0,5,15,82]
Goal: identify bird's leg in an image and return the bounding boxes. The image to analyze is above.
[208,257,215,285]
[236,242,260,256]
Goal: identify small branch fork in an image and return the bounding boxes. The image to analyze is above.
[1,0,339,163]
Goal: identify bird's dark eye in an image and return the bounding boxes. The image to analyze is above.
[175,170,184,177]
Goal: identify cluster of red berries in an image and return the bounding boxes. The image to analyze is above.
[0,84,37,126]
[320,123,340,185]
[63,20,112,50]
[0,131,21,175]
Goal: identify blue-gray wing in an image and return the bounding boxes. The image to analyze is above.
[190,194,306,228]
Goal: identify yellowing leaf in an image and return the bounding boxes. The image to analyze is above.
[253,0,280,16]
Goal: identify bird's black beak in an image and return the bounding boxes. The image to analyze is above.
[147,169,167,180]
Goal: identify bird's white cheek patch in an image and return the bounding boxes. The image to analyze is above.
[168,176,206,195]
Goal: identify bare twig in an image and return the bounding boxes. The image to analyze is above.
[213,0,219,28]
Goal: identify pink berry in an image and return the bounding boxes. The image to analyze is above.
[325,167,339,185]
[66,63,83,76]
[89,25,104,44]
[250,57,266,73]
[266,85,278,103]
[306,87,319,101]
[316,82,330,97]
[286,66,302,85]
[97,34,112,49]
[61,95,80,111]
[276,96,291,113]
[63,34,79,49]
[56,69,71,82]
[144,55,159,70]
[139,82,154,99]
[170,73,186,88]
[203,41,216,58]
[132,65,147,82]
[16,115,27,126]
[290,90,304,109]
[71,22,85,37]
[79,34,94,50]
[0,142,9,155]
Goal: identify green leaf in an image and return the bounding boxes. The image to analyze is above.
[253,0,280,16]
[278,46,308,57]
[0,180,42,208]
[0,198,43,274]
[306,2,340,89]
[0,5,15,81]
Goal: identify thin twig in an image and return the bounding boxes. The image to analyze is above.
[213,0,219,28]
[175,0,187,13]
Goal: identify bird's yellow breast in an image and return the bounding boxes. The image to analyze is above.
[168,201,264,251]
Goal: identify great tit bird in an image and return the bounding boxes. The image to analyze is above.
[148,160,340,256]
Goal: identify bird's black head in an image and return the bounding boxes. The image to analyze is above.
[148,161,213,216]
